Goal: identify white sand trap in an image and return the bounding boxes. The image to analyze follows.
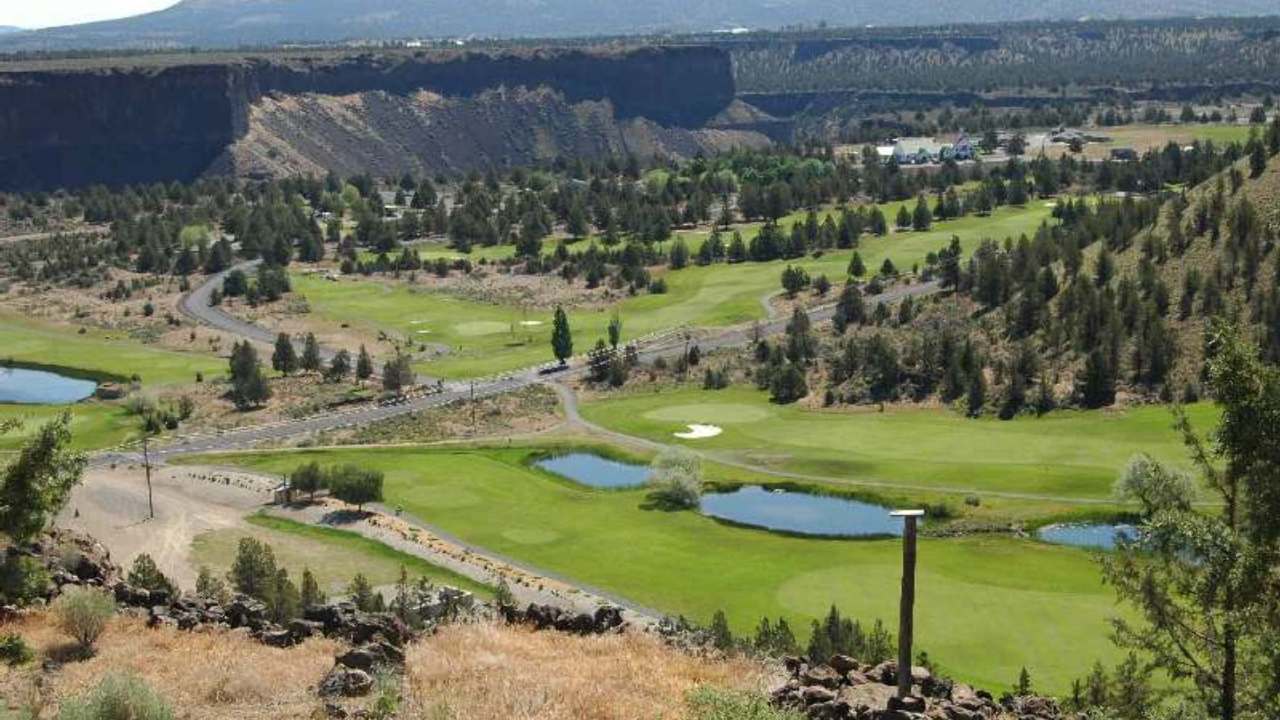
[674,424,723,439]
[519,320,544,326]
[409,320,428,325]
[1043,202,1058,208]
[415,329,433,334]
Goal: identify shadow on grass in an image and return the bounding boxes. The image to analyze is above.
[638,492,697,513]
[319,508,372,526]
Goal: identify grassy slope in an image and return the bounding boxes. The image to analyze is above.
[189,513,493,598]
[580,386,1218,501]
[0,315,223,386]
[300,202,1055,378]
[190,444,1125,693]
[0,316,226,451]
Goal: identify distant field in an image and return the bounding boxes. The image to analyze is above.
[189,443,1129,694]
[301,201,1055,379]
[1029,122,1254,161]
[190,513,493,599]
[581,386,1216,502]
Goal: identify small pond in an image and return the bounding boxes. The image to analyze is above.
[699,486,904,538]
[534,452,651,489]
[0,367,97,405]
[1037,523,1140,551]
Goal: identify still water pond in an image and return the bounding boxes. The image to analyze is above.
[0,367,97,405]
[534,453,651,489]
[700,486,903,538]
[1037,523,1140,551]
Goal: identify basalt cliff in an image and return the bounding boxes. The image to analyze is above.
[0,46,750,190]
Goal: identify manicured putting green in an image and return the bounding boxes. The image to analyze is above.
[643,403,773,424]
[188,444,1129,694]
[453,320,512,336]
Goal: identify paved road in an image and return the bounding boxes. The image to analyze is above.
[138,268,940,463]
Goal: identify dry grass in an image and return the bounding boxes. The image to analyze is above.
[402,623,774,720]
[1,612,341,719]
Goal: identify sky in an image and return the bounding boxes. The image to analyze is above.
[0,0,178,29]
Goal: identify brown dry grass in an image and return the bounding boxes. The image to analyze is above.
[1,612,341,719]
[402,623,774,720]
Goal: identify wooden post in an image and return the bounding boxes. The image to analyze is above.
[143,434,155,520]
[891,509,924,699]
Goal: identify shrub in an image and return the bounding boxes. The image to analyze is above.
[58,673,174,720]
[54,587,115,652]
[685,687,804,720]
[126,554,176,597]
[0,633,33,666]
[0,555,49,605]
[646,448,703,510]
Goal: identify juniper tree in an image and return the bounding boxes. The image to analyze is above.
[551,306,573,365]
[300,333,322,372]
[271,333,298,376]
[356,345,374,380]
[1102,319,1280,720]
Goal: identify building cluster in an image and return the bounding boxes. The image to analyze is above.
[875,135,976,165]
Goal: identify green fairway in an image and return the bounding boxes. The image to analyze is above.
[301,202,1055,379]
[190,513,493,599]
[0,402,138,451]
[0,315,222,387]
[581,386,1216,502]
[188,444,1129,693]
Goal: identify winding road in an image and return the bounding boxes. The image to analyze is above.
[138,264,939,462]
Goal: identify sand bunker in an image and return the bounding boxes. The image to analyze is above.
[674,424,723,439]
[519,320,545,327]
[415,329,433,334]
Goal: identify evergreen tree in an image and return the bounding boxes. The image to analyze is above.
[356,345,374,381]
[325,349,351,383]
[348,573,376,612]
[300,333,322,372]
[271,333,298,376]
[551,306,573,365]
[228,341,271,410]
[709,610,733,651]
[848,251,867,278]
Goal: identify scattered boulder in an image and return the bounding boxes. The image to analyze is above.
[319,666,374,698]
[773,654,1064,720]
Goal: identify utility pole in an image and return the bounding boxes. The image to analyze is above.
[891,509,924,699]
[142,435,155,520]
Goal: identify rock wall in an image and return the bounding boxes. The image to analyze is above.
[0,46,736,191]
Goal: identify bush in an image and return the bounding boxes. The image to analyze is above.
[685,687,804,720]
[646,448,703,510]
[54,587,115,652]
[58,673,174,720]
[127,554,176,597]
[0,555,50,605]
[0,633,33,666]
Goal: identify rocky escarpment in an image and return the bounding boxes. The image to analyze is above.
[0,45,736,191]
[218,86,768,180]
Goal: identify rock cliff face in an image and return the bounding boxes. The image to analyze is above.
[0,46,735,190]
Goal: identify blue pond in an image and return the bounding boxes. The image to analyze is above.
[534,453,651,489]
[0,367,97,405]
[700,486,904,538]
[1037,523,1140,550]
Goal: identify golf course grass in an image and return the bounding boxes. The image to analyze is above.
[0,402,137,451]
[299,202,1056,379]
[0,315,223,387]
[190,513,493,599]
[581,386,1216,502]
[0,315,225,451]
[187,443,1131,693]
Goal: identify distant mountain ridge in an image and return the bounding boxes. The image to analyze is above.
[0,26,24,35]
[1,0,1277,51]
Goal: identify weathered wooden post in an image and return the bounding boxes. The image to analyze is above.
[891,509,924,699]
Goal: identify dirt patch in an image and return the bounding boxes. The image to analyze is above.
[57,465,273,587]
[326,383,562,446]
